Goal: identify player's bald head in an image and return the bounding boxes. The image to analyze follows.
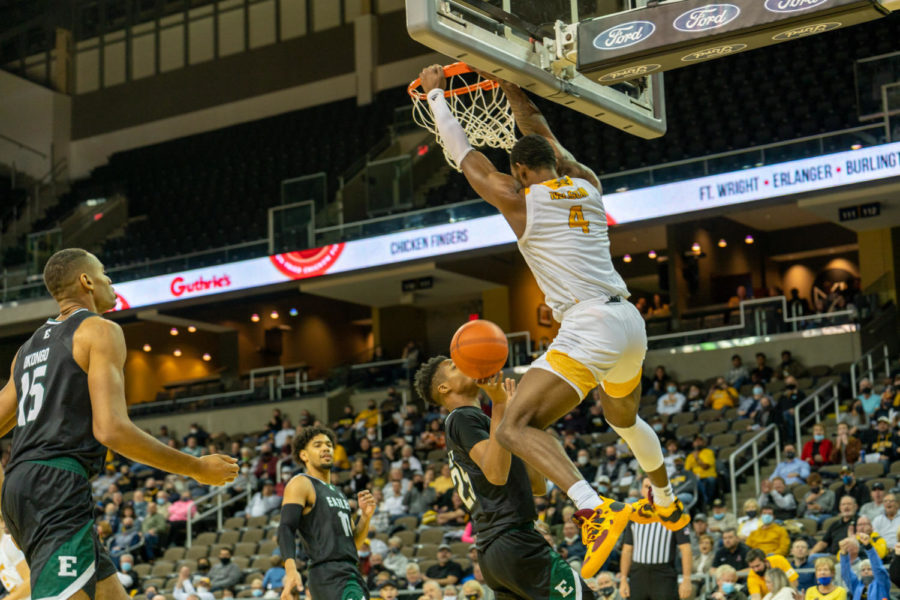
[42,248,95,299]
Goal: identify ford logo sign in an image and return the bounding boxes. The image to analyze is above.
[673,4,741,32]
[598,64,662,83]
[592,21,656,50]
[772,21,841,39]
[765,0,828,13]
[681,43,747,62]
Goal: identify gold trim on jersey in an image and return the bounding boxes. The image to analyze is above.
[601,369,642,398]
[538,176,573,190]
[545,349,597,396]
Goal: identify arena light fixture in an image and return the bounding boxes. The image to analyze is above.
[142,344,151,352]
[289,308,299,317]
[202,353,211,362]
[691,242,701,254]
[623,254,632,263]
[745,235,755,244]
[187,325,197,333]
[851,144,863,150]
[169,327,179,336]
[718,239,727,248]
[173,349,182,357]
[270,310,280,319]
[647,250,657,259]
[251,313,260,322]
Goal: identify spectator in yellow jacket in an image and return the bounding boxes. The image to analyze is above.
[746,507,790,556]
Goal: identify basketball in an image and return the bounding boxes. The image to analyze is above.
[450,319,509,379]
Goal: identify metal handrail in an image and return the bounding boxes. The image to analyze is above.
[0,132,46,159]
[186,481,253,548]
[793,381,842,458]
[601,123,884,186]
[729,424,782,515]
[849,342,891,396]
[647,295,856,344]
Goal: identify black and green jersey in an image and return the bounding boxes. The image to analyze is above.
[298,475,359,567]
[444,405,537,550]
[7,309,106,479]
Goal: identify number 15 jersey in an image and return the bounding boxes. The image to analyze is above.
[7,309,106,478]
[517,176,629,322]
[444,406,536,551]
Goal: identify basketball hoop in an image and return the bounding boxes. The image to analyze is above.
[408,62,517,171]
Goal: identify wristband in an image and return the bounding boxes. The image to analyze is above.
[426,89,475,167]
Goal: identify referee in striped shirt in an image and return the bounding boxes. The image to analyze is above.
[620,477,693,600]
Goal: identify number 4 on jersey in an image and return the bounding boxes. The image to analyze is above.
[568,206,590,233]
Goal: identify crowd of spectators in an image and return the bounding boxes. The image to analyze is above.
[11,347,897,600]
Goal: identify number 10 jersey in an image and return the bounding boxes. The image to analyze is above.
[444,406,536,551]
[8,309,106,479]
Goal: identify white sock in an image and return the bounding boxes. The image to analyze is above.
[652,483,676,507]
[567,480,603,512]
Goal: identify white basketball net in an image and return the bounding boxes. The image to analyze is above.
[409,64,517,171]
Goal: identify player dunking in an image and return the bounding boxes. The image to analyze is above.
[414,363,592,600]
[0,248,239,600]
[279,427,376,600]
[417,65,689,577]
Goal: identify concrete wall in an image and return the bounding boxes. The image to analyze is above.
[132,394,330,437]
[0,70,70,180]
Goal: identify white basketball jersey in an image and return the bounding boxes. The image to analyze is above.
[0,534,26,597]
[517,176,629,321]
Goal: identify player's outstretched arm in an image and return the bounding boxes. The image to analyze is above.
[0,353,20,439]
[418,65,525,237]
[84,317,238,485]
[467,375,512,486]
[279,476,312,600]
[492,77,602,190]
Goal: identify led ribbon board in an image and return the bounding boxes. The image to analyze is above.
[111,141,900,311]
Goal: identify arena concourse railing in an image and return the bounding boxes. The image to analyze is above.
[728,378,842,515]
[849,341,892,396]
[185,481,253,549]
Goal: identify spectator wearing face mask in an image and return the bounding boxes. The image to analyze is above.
[592,571,623,600]
[777,377,805,442]
[209,547,242,591]
[711,565,748,600]
[383,536,409,578]
[746,507,790,556]
[840,532,889,600]
[805,557,844,600]
[769,445,809,485]
[116,554,140,594]
[835,468,870,508]
[858,381,879,419]
[594,474,613,498]
[709,499,738,538]
[801,472,835,525]
[558,521,587,563]
[738,500,763,540]
[802,424,833,469]
[248,578,264,599]
[574,448,597,481]
[863,417,900,465]
[738,386,765,419]
[657,383,685,415]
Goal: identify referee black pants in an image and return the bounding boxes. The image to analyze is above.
[629,563,679,600]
